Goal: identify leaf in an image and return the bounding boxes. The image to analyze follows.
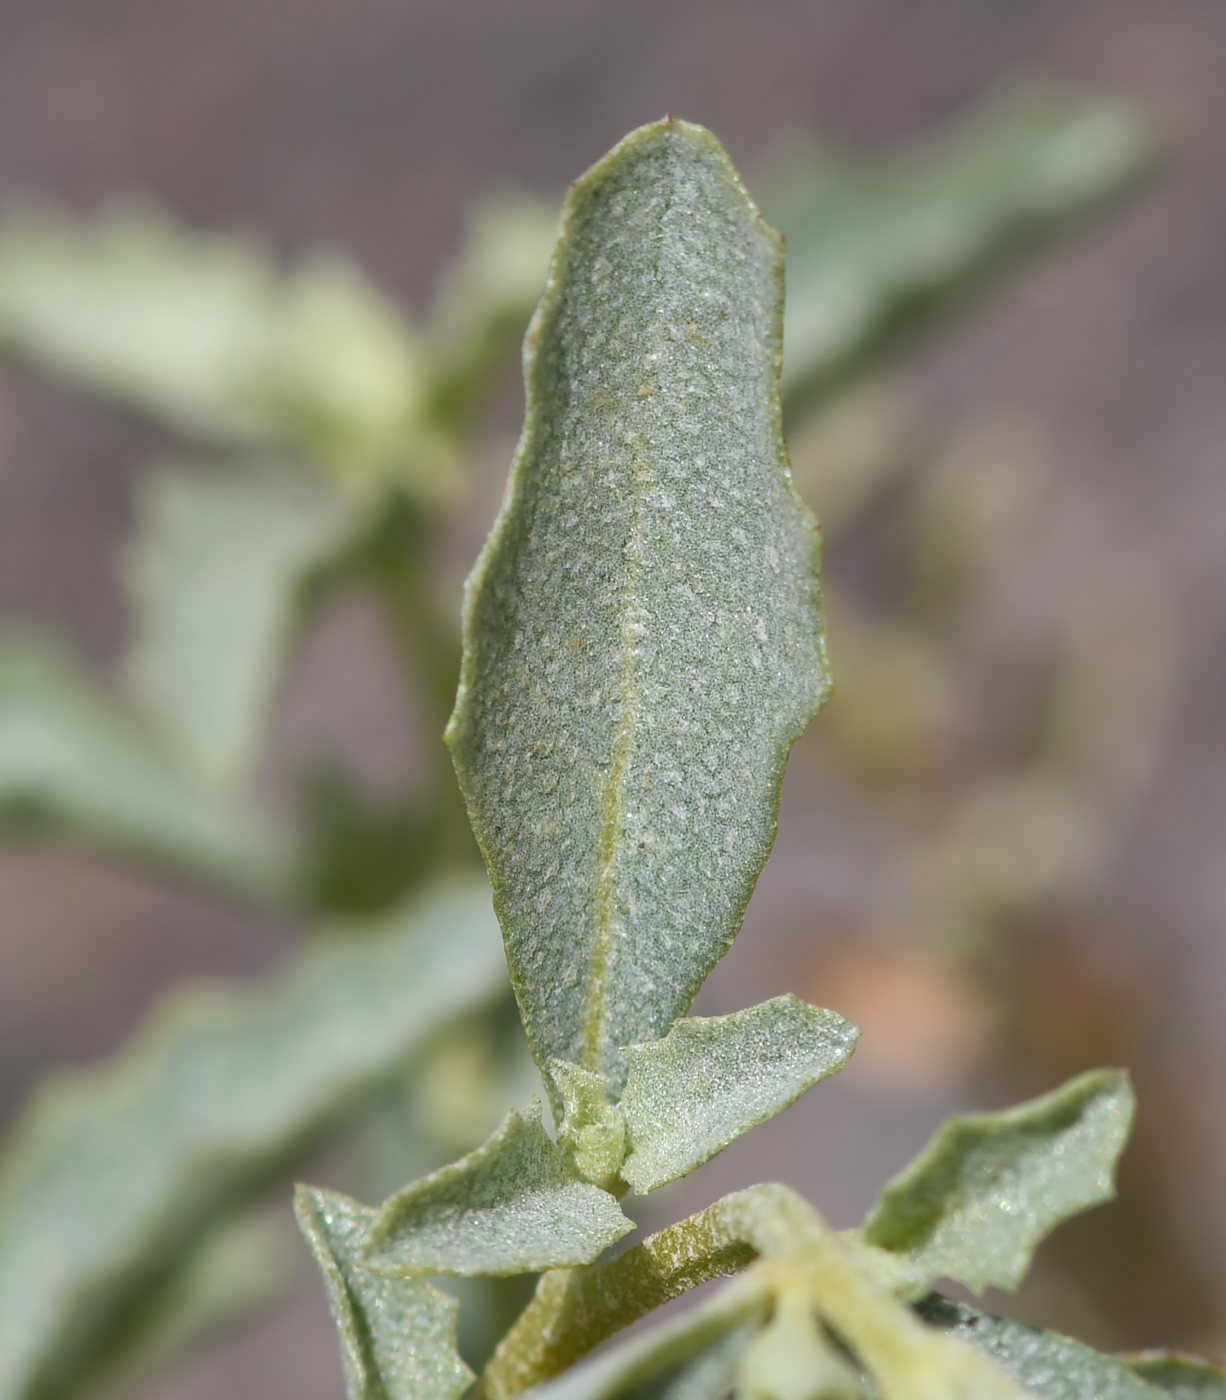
[0,876,507,1400]
[1121,1354,1226,1400]
[917,1296,1172,1400]
[862,1069,1134,1294]
[447,118,830,1088]
[122,464,351,791]
[517,1275,771,1400]
[425,194,559,431]
[295,1187,476,1400]
[0,630,294,905]
[363,1100,633,1277]
[768,86,1153,411]
[620,997,857,1194]
[0,203,442,498]
[736,1289,861,1400]
[546,1061,627,1189]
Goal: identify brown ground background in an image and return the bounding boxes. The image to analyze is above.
[2,2,1226,1395]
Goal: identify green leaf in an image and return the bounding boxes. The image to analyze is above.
[425,194,559,431]
[917,1296,1171,1400]
[862,1069,1134,1294]
[295,1187,476,1400]
[363,1100,633,1277]
[546,1061,627,1190]
[768,86,1153,412]
[122,464,351,791]
[620,996,858,1194]
[447,118,830,1088]
[0,203,443,498]
[0,630,294,904]
[0,876,507,1400]
[1121,1354,1226,1400]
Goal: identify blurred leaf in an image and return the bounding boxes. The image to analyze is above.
[1120,1354,1226,1400]
[425,194,558,430]
[917,1296,1171,1400]
[768,86,1153,412]
[0,630,294,904]
[122,465,352,791]
[0,204,449,499]
[0,876,507,1400]
[448,119,829,1088]
[736,1289,861,1400]
[619,997,858,1194]
[295,1187,476,1400]
[363,1101,633,1277]
[862,1069,1134,1293]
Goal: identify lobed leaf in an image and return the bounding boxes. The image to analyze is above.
[295,1187,475,1400]
[619,996,858,1194]
[363,1101,633,1277]
[0,877,507,1400]
[447,118,830,1088]
[769,86,1153,412]
[0,630,293,904]
[918,1296,1172,1400]
[122,464,352,791]
[862,1069,1134,1294]
[0,204,439,497]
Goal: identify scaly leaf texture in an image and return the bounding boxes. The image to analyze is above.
[122,465,351,791]
[0,631,293,905]
[768,86,1153,412]
[447,118,829,1088]
[862,1068,1134,1294]
[363,1101,633,1278]
[917,1297,1173,1400]
[619,995,858,1194]
[1121,1354,1226,1400]
[0,877,507,1400]
[295,1187,475,1400]
[0,204,434,496]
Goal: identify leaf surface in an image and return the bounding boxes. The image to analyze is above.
[862,1069,1134,1293]
[364,1101,633,1277]
[123,465,350,790]
[448,119,829,1087]
[918,1297,1171,1400]
[295,1187,475,1400]
[0,631,293,904]
[0,877,507,1400]
[769,87,1153,411]
[620,996,858,1193]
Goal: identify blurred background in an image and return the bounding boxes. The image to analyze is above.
[1,2,1225,1398]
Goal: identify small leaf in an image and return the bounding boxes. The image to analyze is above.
[0,877,507,1400]
[862,1069,1134,1294]
[123,464,351,790]
[769,86,1153,412]
[364,1101,633,1277]
[0,630,293,905]
[448,119,829,1088]
[295,1187,475,1400]
[547,1061,627,1189]
[1121,1353,1226,1400]
[425,194,559,431]
[917,1296,1172,1400]
[620,997,857,1194]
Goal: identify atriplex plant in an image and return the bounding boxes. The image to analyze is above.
[293,122,1216,1400]
[0,86,1163,1400]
